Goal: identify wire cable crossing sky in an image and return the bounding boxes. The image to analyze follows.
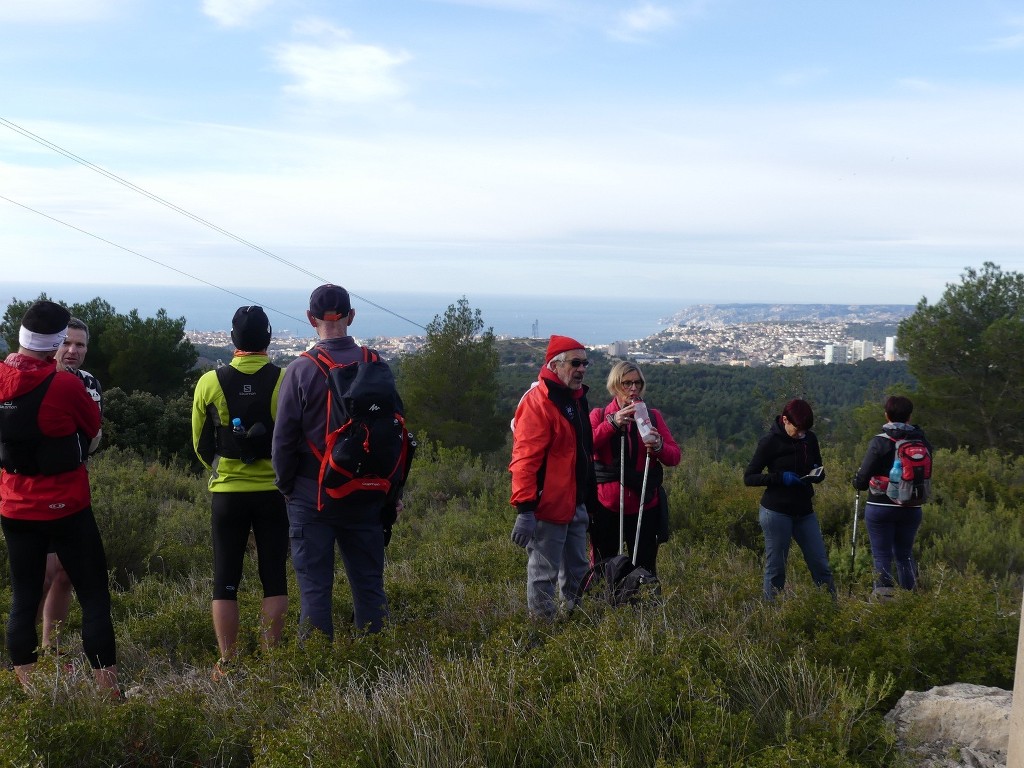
[2,0,1024,309]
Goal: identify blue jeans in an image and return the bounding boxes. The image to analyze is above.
[525,509,590,619]
[759,506,835,601]
[864,502,922,590]
[286,491,388,638]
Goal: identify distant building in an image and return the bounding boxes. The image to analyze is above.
[885,336,897,361]
[851,340,874,362]
[782,354,818,367]
[824,344,849,365]
[607,340,629,358]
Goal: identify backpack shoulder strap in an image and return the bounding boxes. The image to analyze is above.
[362,346,380,363]
[302,347,336,376]
[214,363,232,391]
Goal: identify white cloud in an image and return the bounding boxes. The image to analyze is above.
[427,0,693,40]
[0,0,124,23]
[618,2,675,35]
[606,1,710,42]
[273,20,411,104]
[422,0,567,11]
[982,17,1024,51]
[202,0,274,28]
[5,85,1024,301]
[896,78,940,93]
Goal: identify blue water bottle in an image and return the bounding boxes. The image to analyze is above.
[231,417,245,436]
[887,456,902,501]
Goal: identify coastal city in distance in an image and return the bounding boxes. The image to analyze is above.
[187,303,914,369]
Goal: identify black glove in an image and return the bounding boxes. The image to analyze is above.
[511,512,537,548]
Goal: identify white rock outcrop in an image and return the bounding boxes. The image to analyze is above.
[885,683,1012,768]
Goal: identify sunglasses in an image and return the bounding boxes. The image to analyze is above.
[567,358,590,368]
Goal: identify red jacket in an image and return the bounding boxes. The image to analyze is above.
[0,353,99,520]
[590,399,680,516]
[509,368,593,525]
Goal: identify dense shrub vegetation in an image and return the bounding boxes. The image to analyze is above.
[2,277,1021,766]
[0,436,1019,767]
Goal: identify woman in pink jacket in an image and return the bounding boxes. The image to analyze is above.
[590,361,680,574]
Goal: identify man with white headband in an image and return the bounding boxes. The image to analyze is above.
[0,300,120,694]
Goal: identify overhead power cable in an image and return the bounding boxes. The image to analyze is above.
[0,116,427,332]
[0,193,307,326]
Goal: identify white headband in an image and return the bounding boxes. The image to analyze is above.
[19,325,68,353]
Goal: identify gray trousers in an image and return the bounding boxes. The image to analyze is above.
[526,507,590,618]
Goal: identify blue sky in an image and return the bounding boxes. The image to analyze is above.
[3,0,1024,308]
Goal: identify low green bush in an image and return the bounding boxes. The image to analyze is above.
[0,439,1020,767]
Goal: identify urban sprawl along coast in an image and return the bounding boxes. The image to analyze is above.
[188,303,909,368]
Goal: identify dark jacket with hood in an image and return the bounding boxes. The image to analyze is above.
[743,415,823,517]
[853,422,931,506]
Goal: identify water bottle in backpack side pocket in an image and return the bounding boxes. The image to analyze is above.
[231,417,245,436]
[886,455,902,501]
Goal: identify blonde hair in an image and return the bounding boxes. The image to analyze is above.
[606,361,646,397]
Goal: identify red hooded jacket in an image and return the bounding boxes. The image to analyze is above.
[0,353,99,520]
[509,367,593,525]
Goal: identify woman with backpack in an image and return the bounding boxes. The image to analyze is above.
[852,395,932,597]
[744,398,834,601]
[589,362,680,575]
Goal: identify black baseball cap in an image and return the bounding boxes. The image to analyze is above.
[309,284,351,321]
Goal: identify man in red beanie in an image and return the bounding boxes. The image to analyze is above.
[509,334,595,618]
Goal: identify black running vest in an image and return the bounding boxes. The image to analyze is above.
[209,363,280,464]
[0,373,85,475]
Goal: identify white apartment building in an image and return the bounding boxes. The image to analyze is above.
[851,340,874,362]
[824,343,849,365]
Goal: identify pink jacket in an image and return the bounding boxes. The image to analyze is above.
[590,399,680,516]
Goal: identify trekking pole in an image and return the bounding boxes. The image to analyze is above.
[618,432,626,556]
[850,491,861,582]
[632,452,652,566]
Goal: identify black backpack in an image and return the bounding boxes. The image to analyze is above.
[212,362,280,465]
[303,346,414,511]
[583,554,660,606]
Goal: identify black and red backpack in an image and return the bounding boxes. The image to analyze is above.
[302,346,415,511]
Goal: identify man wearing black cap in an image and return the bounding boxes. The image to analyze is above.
[272,284,392,637]
[0,300,119,693]
[192,306,288,679]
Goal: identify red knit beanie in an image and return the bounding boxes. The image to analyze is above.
[545,334,586,364]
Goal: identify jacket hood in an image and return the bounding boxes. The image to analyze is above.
[881,421,925,441]
[1,353,57,400]
[538,365,588,400]
[770,414,807,441]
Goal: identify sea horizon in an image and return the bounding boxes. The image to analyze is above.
[5,282,689,346]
